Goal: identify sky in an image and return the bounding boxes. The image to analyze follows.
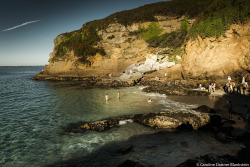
[0,0,166,66]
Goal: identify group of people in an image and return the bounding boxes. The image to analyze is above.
[222,76,248,95]
[198,82,216,93]
[208,82,216,93]
[198,76,248,95]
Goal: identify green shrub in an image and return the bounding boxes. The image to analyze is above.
[56,45,67,57]
[189,0,250,38]
[139,22,163,40]
[54,24,105,61]
[180,17,190,32]
[148,30,187,49]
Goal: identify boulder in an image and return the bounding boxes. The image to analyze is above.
[159,62,175,70]
[120,73,131,80]
[144,59,156,68]
[157,55,164,60]
[125,64,136,74]
[146,54,158,61]
[137,64,153,73]
[152,62,160,71]
[130,72,143,80]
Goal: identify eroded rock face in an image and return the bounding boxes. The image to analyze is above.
[38,17,185,79]
[119,54,175,80]
[182,22,250,80]
[66,111,210,133]
[35,18,249,83]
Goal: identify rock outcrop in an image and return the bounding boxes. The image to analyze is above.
[66,110,210,133]
[119,54,175,80]
[33,1,250,86]
[35,21,250,85]
[181,22,250,81]
[33,16,185,81]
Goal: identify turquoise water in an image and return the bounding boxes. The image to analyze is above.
[0,67,241,167]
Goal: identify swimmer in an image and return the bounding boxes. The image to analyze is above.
[105,93,109,101]
[148,98,152,103]
[117,90,120,99]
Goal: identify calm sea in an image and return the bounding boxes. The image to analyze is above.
[0,66,241,167]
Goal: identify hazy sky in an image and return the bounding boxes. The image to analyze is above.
[0,0,165,66]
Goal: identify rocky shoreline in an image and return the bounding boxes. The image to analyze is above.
[33,72,212,96]
[65,110,211,133]
[32,73,138,87]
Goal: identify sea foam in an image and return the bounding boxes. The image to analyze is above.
[119,119,133,125]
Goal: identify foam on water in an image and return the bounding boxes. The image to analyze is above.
[119,119,133,125]
[158,99,198,111]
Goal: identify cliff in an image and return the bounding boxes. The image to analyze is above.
[33,0,250,86]
[182,22,250,81]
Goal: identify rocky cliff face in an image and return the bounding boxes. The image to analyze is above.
[35,3,249,84]
[40,16,186,77]
[182,21,250,81]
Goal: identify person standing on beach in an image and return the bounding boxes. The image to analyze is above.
[213,82,216,92]
[242,82,248,95]
[231,81,236,93]
[229,82,233,94]
[209,83,212,93]
[199,83,202,89]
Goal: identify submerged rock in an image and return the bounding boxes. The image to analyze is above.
[80,119,120,132]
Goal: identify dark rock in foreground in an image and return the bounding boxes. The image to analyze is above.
[118,160,145,167]
[66,111,211,133]
[176,154,233,167]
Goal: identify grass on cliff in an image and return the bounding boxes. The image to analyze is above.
[54,25,105,63]
[189,0,250,38]
[131,17,188,49]
[90,0,211,28]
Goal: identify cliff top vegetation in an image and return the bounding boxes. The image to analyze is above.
[53,0,250,63]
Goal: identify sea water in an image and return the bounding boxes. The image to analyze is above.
[0,67,241,167]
